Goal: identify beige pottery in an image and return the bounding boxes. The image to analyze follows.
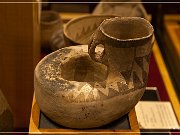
[64,15,117,46]
[35,17,154,128]
[41,10,65,51]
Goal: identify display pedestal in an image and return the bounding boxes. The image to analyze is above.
[29,95,140,134]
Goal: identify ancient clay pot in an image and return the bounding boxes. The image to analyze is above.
[41,10,65,51]
[64,15,117,46]
[34,17,154,129]
[0,89,13,132]
[93,0,148,19]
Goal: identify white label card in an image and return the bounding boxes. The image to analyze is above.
[135,101,180,130]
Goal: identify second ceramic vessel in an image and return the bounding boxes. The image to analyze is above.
[64,15,116,46]
[41,10,65,51]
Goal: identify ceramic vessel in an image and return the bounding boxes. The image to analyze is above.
[64,15,116,46]
[93,0,148,19]
[0,89,13,131]
[34,17,154,129]
[41,10,65,51]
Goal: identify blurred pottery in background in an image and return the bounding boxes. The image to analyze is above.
[0,89,13,132]
[63,15,117,46]
[41,10,65,51]
[93,0,148,19]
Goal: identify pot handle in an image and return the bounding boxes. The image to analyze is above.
[88,34,106,64]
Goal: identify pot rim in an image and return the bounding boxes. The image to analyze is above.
[100,17,154,42]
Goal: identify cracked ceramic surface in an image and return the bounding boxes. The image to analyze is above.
[35,17,154,129]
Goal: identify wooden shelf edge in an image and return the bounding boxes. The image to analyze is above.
[164,14,180,22]
[165,22,180,57]
[60,12,90,21]
[153,41,180,124]
[29,94,41,133]
[129,108,140,132]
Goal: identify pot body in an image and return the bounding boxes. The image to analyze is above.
[34,45,146,129]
